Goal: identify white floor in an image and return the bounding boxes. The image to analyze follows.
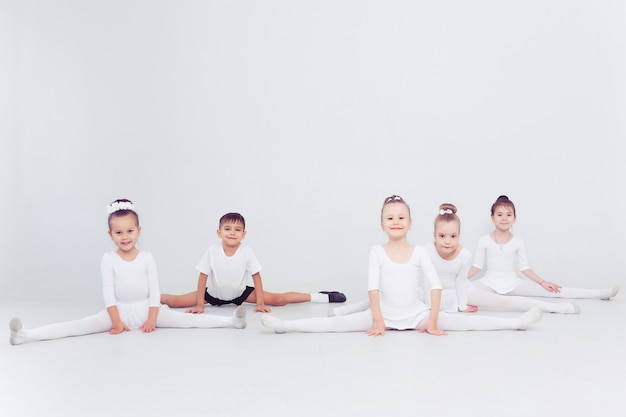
[1,294,624,417]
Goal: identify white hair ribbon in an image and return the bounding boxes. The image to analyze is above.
[107,201,135,214]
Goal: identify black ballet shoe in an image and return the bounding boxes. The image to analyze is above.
[319,291,346,303]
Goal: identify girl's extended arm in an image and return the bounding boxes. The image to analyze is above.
[456,258,477,312]
[251,272,271,313]
[521,269,561,293]
[366,290,386,336]
[107,305,130,335]
[468,236,487,280]
[141,253,160,331]
[467,266,481,279]
[418,289,447,336]
[101,254,129,334]
[140,306,159,333]
[187,273,208,314]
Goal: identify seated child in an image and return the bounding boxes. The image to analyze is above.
[161,212,346,313]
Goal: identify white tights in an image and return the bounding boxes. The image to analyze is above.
[282,306,530,332]
[505,280,610,299]
[468,281,605,314]
[468,282,574,313]
[22,306,234,343]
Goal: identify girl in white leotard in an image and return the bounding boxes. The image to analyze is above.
[261,195,542,335]
[9,199,246,345]
[466,195,619,306]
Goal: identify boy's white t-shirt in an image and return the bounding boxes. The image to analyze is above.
[196,243,262,301]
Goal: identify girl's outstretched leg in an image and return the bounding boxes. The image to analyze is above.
[469,284,580,314]
[509,281,618,300]
[156,305,246,329]
[9,310,111,345]
[262,310,373,333]
[434,308,542,331]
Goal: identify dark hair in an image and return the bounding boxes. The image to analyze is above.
[434,203,460,232]
[107,199,139,229]
[490,195,516,217]
[381,195,411,220]
[219,212,246,229]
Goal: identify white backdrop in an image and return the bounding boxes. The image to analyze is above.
[1,1,624,306]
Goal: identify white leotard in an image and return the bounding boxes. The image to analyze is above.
[368,244,442,329]
[101,250,160,328]
[423,242,471,312]
[472,234,530,294]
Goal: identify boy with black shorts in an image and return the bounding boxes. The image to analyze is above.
[161,212,346,313]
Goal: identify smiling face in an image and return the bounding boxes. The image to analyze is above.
[491,204,516,232]
[217,221,246,249]
[434,220,460,260]
[381,202,412,240]
[108,213,141,255]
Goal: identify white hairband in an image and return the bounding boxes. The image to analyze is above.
[439,209,453,215]
[107,201,135,214]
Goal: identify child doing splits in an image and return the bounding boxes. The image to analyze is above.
[467,195,619,306]
[160,212,346,314]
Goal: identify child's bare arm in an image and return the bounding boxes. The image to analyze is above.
[187,273,208,313]
[522,269,561,293]
[251,272,271,312]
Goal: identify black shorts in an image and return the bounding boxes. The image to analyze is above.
[204,286,255,306]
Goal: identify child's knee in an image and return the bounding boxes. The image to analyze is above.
[269,294,289,306]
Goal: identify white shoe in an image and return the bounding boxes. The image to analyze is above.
[519,307,542,330]
[261,315,285,334]
[9,317,25,345]
[602,286,619,300]
[232,306,247,329]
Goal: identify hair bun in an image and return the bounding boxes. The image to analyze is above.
[438,203,457,214]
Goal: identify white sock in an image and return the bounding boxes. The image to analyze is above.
[565,303,581,314]
[261,315,285,333]
[9,317,26,345]
[232,306,247,329]
[519,307,542,330]
[310,293,328,303]
[602,286,619,300]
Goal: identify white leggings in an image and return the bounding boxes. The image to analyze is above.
[468,281,607,314]
[22,306,233,343]
[284,306,528,332]
[504,280,610,299]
